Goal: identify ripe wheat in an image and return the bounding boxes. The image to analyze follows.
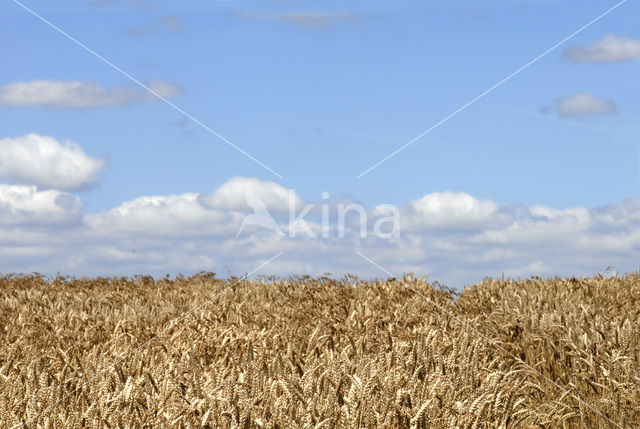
[0,273,638,428]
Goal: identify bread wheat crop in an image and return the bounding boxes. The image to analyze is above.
[0,273,638,428]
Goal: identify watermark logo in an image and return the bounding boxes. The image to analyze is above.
[235,191,284,237]
[236,190,400,239]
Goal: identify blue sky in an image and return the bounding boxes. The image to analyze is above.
[1,0,639,286]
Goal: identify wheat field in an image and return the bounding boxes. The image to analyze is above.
[0,272,639,428]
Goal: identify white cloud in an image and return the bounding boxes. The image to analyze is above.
[565,34,640,63]
[0,134,105,191]
[592,199,640,229]
[2,177,640,288]
[0,79,182,108]
[85,193,241,237]
[0,184,82,226]
[555,92,617,117]
[471,206,592,246]
[199,176,303,212]
[403,192,499,231]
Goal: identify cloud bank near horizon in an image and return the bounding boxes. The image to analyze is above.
[0,136,638,287]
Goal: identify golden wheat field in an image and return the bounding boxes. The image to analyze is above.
[0,272,639,428]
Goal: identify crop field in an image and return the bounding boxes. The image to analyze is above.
[0,273,639,428]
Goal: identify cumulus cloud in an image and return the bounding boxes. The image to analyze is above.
[85,193,241,237]
[199,177,303,212]
[0,134,105,191]
[2,177,640,288]
[402,192,500,231]
[471,206,592,247]
[0,184,82,226]
[233,11,359,28]
[0,79,182,108]
[86,178,306,239]
[565,34,640,63]
[555,92,617,117]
